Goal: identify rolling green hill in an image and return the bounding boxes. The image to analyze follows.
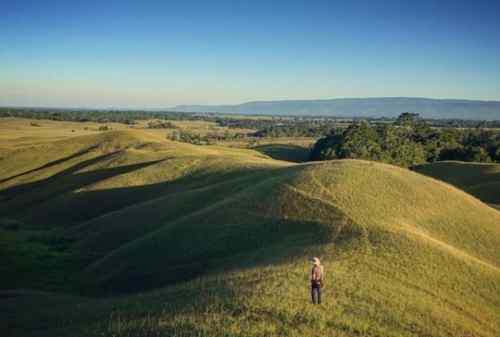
[1,124,500,337]
[413,161,500,209]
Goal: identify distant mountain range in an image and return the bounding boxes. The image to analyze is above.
[173,97,500,120]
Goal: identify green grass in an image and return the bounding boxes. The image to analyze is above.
[413,160,500,208]
[1,119,500,337]
[252,143,311,162]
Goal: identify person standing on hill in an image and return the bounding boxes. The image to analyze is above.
[311,257,324,304]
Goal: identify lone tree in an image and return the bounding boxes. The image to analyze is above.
[395,112,421,126]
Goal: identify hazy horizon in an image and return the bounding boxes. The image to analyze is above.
[2,0,500,108]
[1,95,500,112]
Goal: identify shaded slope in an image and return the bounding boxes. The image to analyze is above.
[413,161,500,208]
[79,165,351,292]
[252,143,311,162]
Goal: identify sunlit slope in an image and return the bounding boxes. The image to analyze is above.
[74,155,500,336]
[0,129,288,227]
[0,117,128,151]
[75,158,500,336]
[413,161,500,208]
[79,158,500,288]
[6,158,500,337]
[294,160,500,265]
[2,129,500,337]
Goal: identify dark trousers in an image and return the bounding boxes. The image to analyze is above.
[311,282,321,304]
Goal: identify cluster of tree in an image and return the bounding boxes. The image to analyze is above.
[166,130,247,145]
[217,117,407,138]
[0,107,204,124]
[310,113,500,167]
[215,117,288,130]
[146,120,178,129]
[428,118,500,129]
[252,121,344,138]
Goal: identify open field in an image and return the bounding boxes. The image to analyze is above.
[1,118,499,337]
[0,117,251,151]
[0,118,130,151]
[0,117,315,162]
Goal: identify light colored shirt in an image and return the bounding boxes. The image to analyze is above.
[311,265,323,281]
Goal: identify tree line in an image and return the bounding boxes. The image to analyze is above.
[3,107,499,132]
[0,107,203,124]
[166,130,247,145]
[310,113,500,167]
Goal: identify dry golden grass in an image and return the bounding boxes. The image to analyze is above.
[0,117,131,151]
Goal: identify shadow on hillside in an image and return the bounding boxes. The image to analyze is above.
[0,159,292,228]
[80,214,362,296]
[411,162,500,205]
[0,147,365,299]
[2,215,365,337]
[252,144,310,163]
[0,145,100,185]
[71,167,363,295]
[0,152,167,224]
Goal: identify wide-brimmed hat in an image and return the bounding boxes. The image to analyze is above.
[311,257,320,265]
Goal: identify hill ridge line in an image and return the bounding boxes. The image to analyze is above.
[84,170,296,272]
[72,165,277,230]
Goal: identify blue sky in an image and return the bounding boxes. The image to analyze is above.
[1,0,500,108]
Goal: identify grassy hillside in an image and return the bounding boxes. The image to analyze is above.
[252,143,311,162]
[1,119,500,337]
[413,161,500,209]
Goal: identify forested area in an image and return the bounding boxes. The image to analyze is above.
[0,107,201,124]
[166,130,247,145]
[216,117,389,138]
[426,118,500,129]
[216,116,500,137]
[252,121,345,138]
[310,113,500,167]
